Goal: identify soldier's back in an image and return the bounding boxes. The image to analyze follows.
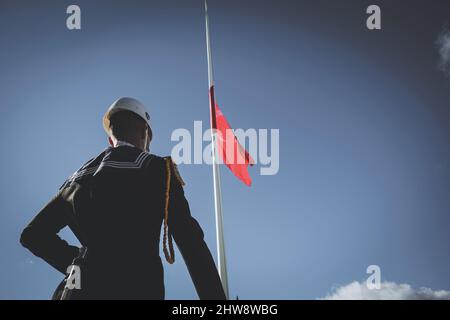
[63,145,169,299]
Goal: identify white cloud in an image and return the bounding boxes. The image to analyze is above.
[437,28,450,75]
[322,281,450,300]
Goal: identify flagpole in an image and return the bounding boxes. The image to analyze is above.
[204,0,230,300]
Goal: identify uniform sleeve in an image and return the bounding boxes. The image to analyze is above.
[166,160,227,300]
[20,189,80,274]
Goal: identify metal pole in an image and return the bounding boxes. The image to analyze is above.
[204,0,230,300]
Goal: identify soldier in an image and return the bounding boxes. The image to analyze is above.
[20,97,226,300]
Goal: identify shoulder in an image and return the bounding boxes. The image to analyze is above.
[59,148,110,190]
[148,154,186,187]
[146,154,174,167]
[59,156,96,190]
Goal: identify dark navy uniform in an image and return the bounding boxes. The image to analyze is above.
[20,144,226,300]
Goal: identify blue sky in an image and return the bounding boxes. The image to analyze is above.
[1,0,450,299]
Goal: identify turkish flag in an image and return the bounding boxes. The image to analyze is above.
[214,103,254,186]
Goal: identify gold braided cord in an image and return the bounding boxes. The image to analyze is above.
[163,157,175,264]
[171,161,186,186]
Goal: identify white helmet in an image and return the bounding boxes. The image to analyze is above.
[103,97,150,135]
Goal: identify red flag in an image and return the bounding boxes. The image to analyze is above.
[213,103,254,186]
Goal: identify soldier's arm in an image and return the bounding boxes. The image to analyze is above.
[20,189,80,274]
[166,160,226,300]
